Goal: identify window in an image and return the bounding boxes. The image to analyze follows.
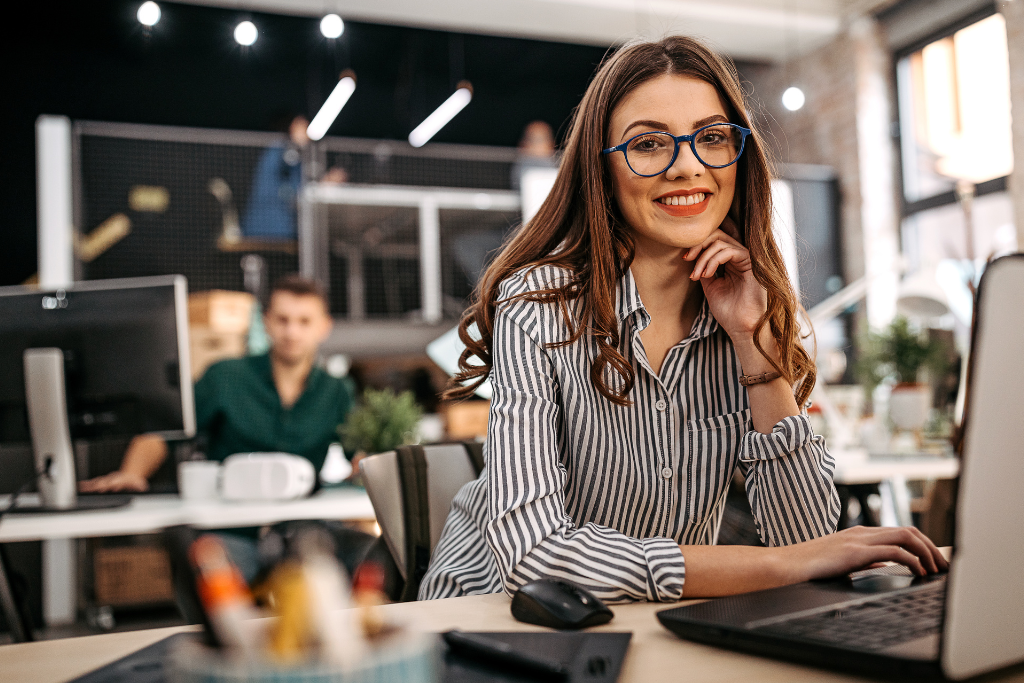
[895,12,1017,283]
[896,13,1012,204]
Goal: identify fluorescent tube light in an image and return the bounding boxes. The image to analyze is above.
[307,73,357,141]
[408,82,473,148]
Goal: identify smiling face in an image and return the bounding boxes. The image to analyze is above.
[606,73,738,254]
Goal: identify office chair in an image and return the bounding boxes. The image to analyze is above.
[360,441,484,602]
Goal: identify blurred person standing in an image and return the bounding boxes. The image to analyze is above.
[241,114,347,241]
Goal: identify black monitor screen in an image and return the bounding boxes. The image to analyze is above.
[0,276,195,444]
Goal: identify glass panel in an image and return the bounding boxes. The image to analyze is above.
[900,191,1016,334]
[79,134,300,291]
[896,14,1013,202]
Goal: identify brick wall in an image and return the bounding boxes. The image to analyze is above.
[741,16,900,328]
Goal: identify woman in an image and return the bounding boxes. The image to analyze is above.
[420,36,945,603]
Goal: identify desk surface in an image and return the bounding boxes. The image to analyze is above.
[831,453,959,485]
[0,487,374,543]
[2,592,1023,683]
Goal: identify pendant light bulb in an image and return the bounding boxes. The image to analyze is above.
[782,86,805,112]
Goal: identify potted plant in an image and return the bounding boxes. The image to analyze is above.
[855,316,949,432]
[339,388,424,458]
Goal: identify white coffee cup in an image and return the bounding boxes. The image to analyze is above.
[178,461,221,500]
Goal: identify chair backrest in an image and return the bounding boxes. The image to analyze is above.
[360,440,483,601]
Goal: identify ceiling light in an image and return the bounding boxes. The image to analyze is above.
[782,86,805,111]
[307,73,357,141]
[408,82,473,148]
[137,1,161,27]
[320,14,344,39]
[234,20,258,46]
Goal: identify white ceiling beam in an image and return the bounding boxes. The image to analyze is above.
[174,0,854,60]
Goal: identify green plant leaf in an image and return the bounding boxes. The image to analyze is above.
[339,388,424,454]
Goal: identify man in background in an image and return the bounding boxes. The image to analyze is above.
[80,275,357,580]
[82,275,351,493]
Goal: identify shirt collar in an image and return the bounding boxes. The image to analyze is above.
[616,266,719,340]
[255,352,325,402]
[616,266,646,323]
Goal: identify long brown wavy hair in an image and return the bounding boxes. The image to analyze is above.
[447,35,815,407]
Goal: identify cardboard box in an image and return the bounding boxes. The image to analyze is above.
[93,546,174,606]
[446,401,490,439]
[189,325,247,380]
[188,290,254,334]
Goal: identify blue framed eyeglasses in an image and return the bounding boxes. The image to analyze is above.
[602,123,752,176]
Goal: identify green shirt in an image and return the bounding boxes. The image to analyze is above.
[194,354,354,474]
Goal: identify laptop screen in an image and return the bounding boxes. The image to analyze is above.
[943,253,1024,679]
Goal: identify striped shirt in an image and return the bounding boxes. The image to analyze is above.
[420,265,840,603]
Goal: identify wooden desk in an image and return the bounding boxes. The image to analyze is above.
[2,592,1023,683]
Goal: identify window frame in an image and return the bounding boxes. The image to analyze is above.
[891,4,1008,219]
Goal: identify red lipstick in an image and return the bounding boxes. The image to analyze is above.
[654,188,712,217]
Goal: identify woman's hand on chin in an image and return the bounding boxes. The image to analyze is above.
[683,220,766,344]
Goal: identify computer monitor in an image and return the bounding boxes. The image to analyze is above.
[0,275,196,508]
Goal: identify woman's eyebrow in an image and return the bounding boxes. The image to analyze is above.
[621,119,669,140]
[693,114,729,128]
[620,114,731,141]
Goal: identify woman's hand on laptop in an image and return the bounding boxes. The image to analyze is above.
[78,470,149,493]
[681,526,947,597]
[787,525,949,581]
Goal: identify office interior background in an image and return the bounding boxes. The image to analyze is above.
[1,0,1022,646]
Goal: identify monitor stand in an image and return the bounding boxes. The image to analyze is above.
[21,348,129,513]
[24,348,78,509]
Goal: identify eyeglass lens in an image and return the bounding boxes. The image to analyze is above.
[625,125,742,175]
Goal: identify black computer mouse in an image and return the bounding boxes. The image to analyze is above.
[511,578,614,629]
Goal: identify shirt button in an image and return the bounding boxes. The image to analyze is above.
[661,467,672,479]
[655,399,667,411]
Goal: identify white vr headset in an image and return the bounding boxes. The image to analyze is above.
[220,452,316,501]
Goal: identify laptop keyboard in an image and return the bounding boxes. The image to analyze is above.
[755,581,945,652]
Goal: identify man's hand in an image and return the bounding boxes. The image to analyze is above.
[79,470,149,493]
[78,433,167,493]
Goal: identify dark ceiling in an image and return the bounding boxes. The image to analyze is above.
[0,0,616,285]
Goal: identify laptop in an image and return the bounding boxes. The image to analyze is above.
[657,253,1024,680]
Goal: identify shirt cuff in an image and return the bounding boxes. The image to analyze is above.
[642,537,686,601]
[739,414,818,462]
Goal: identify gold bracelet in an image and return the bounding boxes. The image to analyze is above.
[739,370,782,386]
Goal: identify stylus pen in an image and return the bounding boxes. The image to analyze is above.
[442,629,569,680]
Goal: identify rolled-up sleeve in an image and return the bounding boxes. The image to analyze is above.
[483,301,686,604]
[738,414,841,546]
